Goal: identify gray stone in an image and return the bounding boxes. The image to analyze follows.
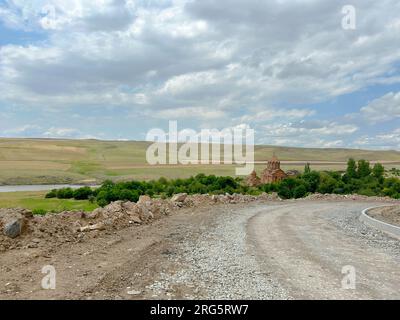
[4,219,23,239]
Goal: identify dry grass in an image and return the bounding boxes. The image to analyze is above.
[0,138,399,184]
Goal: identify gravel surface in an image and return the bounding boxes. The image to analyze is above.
[149,204,289,300]
[325,203,400,259]
[248,201,400,299]
[2,199,399,300]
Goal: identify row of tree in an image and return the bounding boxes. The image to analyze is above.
[45,159,400,206]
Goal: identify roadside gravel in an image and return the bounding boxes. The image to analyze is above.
[147,203,290,300]
[324,203,400,259]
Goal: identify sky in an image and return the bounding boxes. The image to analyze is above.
[0,0,399,149]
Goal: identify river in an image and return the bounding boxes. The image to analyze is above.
[0,185,99,193]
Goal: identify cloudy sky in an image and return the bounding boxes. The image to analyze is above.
[0,0,399,149]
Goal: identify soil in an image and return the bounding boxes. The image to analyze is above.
[368,206,400,227]
[1,196,399,300]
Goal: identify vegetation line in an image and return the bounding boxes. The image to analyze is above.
[45,159,400,211]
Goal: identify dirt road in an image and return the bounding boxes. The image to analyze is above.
[1,200,399,300]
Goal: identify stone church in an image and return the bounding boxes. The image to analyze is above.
[246,155,288,186]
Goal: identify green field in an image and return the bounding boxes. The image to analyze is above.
[0,138,399,185]
[0,191,98,213]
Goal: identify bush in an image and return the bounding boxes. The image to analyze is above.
[73,187,93,200]
[293,185,307,199]
[45,189,57,198]
[56,188,74,199]
[97,198,109,207]
[119,189,139,202]
[42,161,400,205]
[317,173,339,194]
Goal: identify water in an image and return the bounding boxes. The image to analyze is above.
[0,185,99,193]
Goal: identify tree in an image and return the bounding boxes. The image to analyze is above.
[317,173,339,194]
[119,189,139,202]
[346,158,357,178]
[293,185,307,199]
[277,184,292,199]
[372,163,385,179]
[304,163,311,174]
[357,160,371,178]
[302,171,320,193]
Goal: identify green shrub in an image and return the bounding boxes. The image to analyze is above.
[56,188,74,199]
[45,189,57,198]
[73,187,93,200]
[97,198,108,207]
[43,161,400,204]
[293,185,307,199]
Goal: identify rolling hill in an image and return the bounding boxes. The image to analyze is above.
[0,138,399,185]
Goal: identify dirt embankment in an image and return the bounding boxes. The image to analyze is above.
[1,192,399,254]
[0,193,279,253]
[368,206,400,227]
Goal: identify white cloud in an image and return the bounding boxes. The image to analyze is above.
[360,92,400,123]
[43,127,81,138]
[258,121,358,147]
[354,129,400,150]
[155,107,226,120]
[0,0,400,148]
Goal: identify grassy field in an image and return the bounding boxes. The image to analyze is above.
[0,138,399,185]
[0,191,98,213]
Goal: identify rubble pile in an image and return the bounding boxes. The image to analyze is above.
[0,193,279,251]
[3,191,396,252]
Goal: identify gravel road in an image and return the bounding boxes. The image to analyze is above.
[1,200,399,300]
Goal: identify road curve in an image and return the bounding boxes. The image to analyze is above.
[1,200,399,300]
[247,201,400,299]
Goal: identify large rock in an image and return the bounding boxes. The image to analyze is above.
[138,205,154,222]
[122,201,139,214]
[137,195,151,204]
[103,201,124,214]
[3,219,23,239]
[171,193,187,203]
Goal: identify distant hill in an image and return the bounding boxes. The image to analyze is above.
[0,138,399,185]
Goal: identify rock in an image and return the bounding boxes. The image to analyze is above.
[171,193,188,203]
[127,290,141,295]
[129,215,142,224]
[84,209,103,219]
[122,202,140,216]
[3,219,23,239]
[27,242,38,248]
[138,195,151,204]
[79,222,105,232]
[104,201,124,214]
[138,206,154,222]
